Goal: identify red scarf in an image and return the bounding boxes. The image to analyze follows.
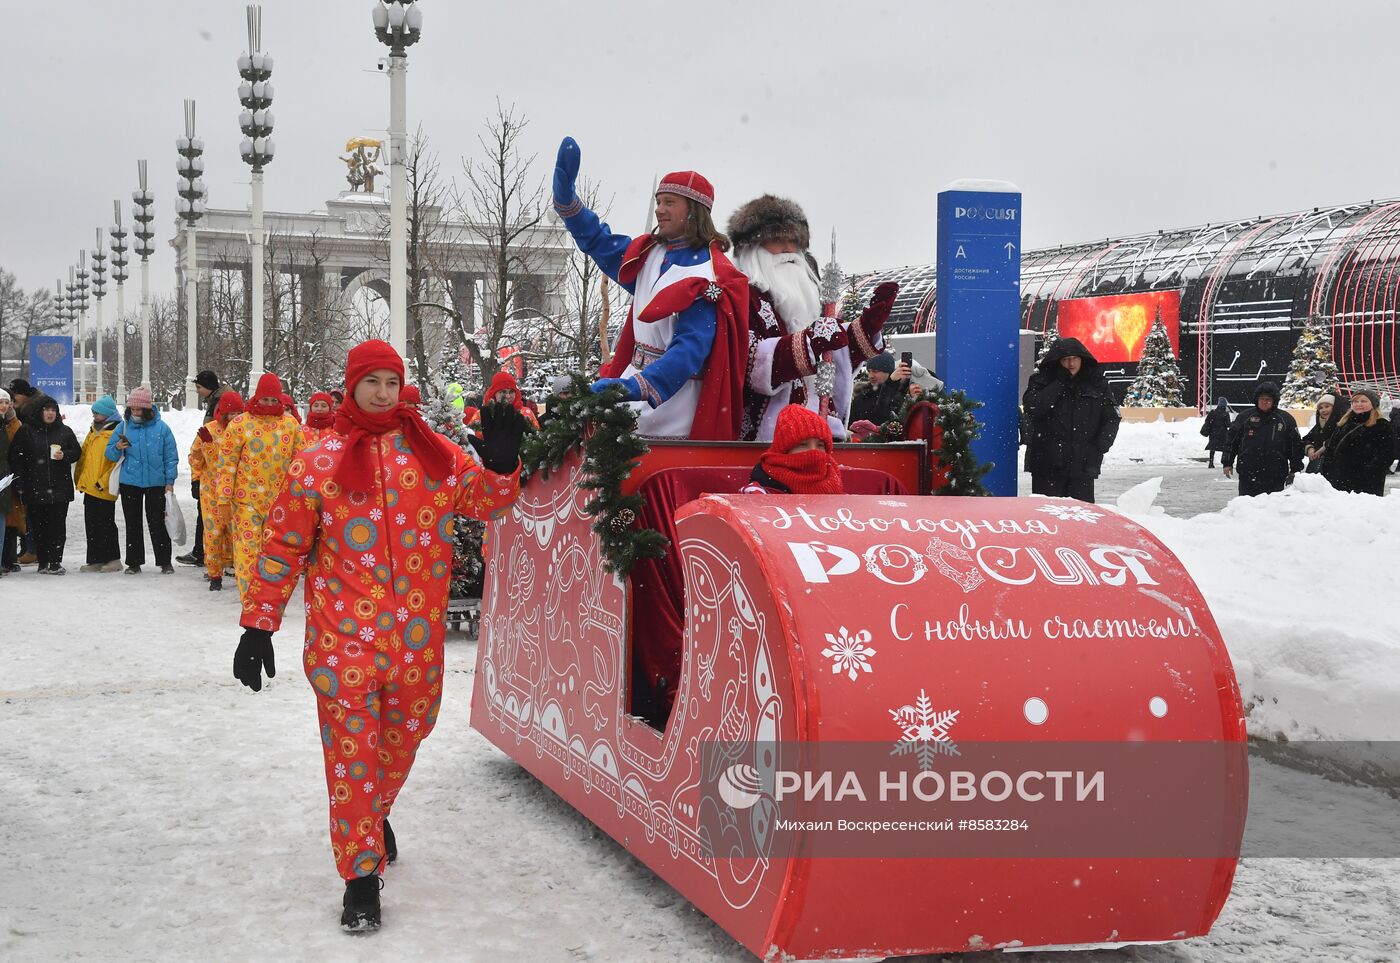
[757,449,844,494]
[305,409,335,430]
[332,395,456,493]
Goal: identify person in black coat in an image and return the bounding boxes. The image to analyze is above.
[1021,337,1121,502]
[1199,396,1232,467]
[1299,393,1342,474]
[1222,380,1304,496]
[13,396,81,573]
[1325,389,1393,495]
[849,353,911,427]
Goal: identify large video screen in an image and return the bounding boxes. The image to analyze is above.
[1055,291,1181,363]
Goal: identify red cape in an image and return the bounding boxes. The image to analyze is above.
[599,235,747,441]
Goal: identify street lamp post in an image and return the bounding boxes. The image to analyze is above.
[176,99,207,409]
[372,0,423,357]
[133,160,156,387]
[55,276,73,400]
[238,3,275,383]
[74,255,90,403]
[91,230,107,398]
[110,201,130,401]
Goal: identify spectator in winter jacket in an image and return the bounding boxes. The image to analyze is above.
[1222,380,1304,496]
[1200,396,1232,468]
[0,389,18,575]
[467,372,539,431]
[1300,393,1341,474]
[233,339,526,932]
[14,397,81,573]
[189,391,244,590]
[300,391,337,446]
[106,384,180,574]
[215,373,304,599]
[1389,402,1400,473]
[1021,337,1121,503]
[741,404,844,494]
[178,371,227,568]
[1324,389,1392,495]
[75,395,123,572]
[848,352,910,427]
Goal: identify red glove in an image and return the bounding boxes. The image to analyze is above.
[807,314,849,358]
[860,281,898,337]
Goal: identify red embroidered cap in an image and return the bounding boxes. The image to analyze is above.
[657,171,715,210]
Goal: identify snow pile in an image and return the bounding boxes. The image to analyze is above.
[1102,415,1213,465]
[1113,477,1400,742]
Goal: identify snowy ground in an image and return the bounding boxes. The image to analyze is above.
[2,409,1397,961]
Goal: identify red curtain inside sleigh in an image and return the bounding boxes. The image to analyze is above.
[629,465,906,728]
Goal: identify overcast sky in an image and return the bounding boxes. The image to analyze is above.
[7,0,1400,299]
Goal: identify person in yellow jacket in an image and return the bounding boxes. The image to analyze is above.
[215,373,303,598]
[190,391,244,590]
[76,395,123,572]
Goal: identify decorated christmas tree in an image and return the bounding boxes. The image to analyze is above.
[1279,314,1339,408]
[1121,307,1184,407]
[866,384,992,496]
[1036,326,1060,364]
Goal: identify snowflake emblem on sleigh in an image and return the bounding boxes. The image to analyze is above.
[889,688,960,769]
[820,626,875,681]
[1036,502,1103,524]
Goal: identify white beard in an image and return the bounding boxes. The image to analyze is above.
[733,246,822,333]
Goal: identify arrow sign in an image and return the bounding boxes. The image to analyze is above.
[1004,241,1016,260]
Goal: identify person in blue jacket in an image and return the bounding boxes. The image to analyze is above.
[106,384,179,574]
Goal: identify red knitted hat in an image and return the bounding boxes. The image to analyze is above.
[401,384,422,406]
[308,391,335,409]
[250,373,283,412]
[213,391,244,420]
[658,171,715,210]
[771,404,833,454]
[344,339,405,393]
[485,371,521,404]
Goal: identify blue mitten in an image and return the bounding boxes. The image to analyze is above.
[590,377,641,402]
[554,136,581,211]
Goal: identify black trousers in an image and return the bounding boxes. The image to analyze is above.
[120,484,172,568]
[2,524,18,566]
[27,502,69,567]
[84,494,121,564]
[1238,476,1285,497]
[1030,474,1096,503]
[188,480,205,561]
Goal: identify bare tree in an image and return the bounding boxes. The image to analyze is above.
[453,101,558,383]
[0,269,60,380]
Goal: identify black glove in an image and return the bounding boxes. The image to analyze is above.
[472,401,527,475]
[191,479,201,500]
[234,628,276,692]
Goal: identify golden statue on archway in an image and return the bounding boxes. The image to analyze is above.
[341,137,384,193]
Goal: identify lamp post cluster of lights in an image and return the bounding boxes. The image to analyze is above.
[176,99,207,409]
[373,0,423,356]
[90,230,107,397]
[238,3,275,381]
[109,202,130,400]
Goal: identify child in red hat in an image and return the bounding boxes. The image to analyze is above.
[742,404,845,494]
[301,391,337,445]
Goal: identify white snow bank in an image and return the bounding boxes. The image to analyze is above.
[1112,477,1400,742]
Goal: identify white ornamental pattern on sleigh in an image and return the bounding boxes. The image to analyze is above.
[820,626,876,681]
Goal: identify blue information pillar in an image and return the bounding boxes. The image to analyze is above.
[935,187,1022,496]
[30,335,74,405]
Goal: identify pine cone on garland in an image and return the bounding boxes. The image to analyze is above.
[882,419,904,439]
[609,508,636,532]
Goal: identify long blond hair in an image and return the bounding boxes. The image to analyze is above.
[1337,407,1380,428]
[658,199,730,253]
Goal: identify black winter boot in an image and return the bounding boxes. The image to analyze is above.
[341,876,382,932]
[208,577,223,592]
[384,820,397,865]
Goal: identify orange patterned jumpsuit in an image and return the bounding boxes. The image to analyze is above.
[239,429,519,879]
[215,411,304,597]
[188,419,235,580]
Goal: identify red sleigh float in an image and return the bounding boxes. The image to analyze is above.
[470,417,1247,960]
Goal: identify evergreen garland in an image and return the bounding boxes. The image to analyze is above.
[862,384,992,496]
[520,374,668,575]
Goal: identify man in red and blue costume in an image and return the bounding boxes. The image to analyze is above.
[552,136,747,439]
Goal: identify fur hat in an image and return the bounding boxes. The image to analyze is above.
[727,195,810,250]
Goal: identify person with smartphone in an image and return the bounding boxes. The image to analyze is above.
[850,351,913,426]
